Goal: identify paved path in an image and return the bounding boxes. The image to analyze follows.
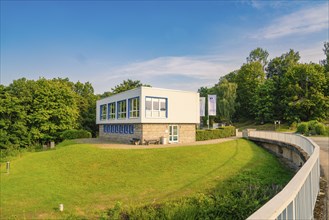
[311,137,329,181]
[310,137,329,219]
[77,136,241,149]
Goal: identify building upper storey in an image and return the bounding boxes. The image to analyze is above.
[96,87,200,124]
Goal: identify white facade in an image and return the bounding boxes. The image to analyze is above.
[96,87,200,125]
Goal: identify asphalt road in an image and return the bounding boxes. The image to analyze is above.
[310,137,329,219]
[311,137,329,180]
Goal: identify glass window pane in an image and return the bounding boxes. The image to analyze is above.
[160,100,166,111]
[146,98,152,110]
[153,99,159,110]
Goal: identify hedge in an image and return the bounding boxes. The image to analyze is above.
[60,129,92,140]
[196,126,236,141]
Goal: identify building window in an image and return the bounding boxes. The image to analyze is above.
[100,104,107,120]
[145,97,167,118]
[129,97,140,118]
[108,102,116,119]
[117,100,127,119]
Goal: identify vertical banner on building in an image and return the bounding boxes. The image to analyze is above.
[208,95,217,116]
[199,97,205,116]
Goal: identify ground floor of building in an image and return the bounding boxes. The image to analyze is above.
[99,123,196,144]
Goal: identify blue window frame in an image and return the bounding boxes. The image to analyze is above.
[117,100,127,119]
[145,96,167,118]
[128,97,140,118]
[108,102,116,119]
[100,104,107,120]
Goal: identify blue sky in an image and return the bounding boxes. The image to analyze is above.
[1,0,328,94]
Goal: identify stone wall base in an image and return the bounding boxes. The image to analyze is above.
[99,123,196,144]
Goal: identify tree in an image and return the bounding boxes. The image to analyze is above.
[235,62,265,119]
[74,81,98,137]
[100,79,151,99]
[0,85,29,149]
[281,63,329,122]
[214,79,237,123]
[266,49,300,79]
[266,49,301,120]
[320,42,329,97]
[2,78,80,148]
[252,79,275,123]
[112,79,150,95]
[247,47,269,70]
[320,41,329,72]
[220,70,238,83]
[27,78,79,143]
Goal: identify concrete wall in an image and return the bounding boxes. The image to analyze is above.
[251,139,308,170]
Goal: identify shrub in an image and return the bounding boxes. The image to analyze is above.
[60,129,92,140]
[315,123,327,135]
[196,126,236,141]
[297,121,328,136]
[296,122,309,134]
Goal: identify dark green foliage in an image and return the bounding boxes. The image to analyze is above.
[74,81,98,137]
[1,78,80,148]
[199,45,329,123]
[1,78,152,158]
[60,129,92,140]
[0,78,97,154]
[196,126,236,141]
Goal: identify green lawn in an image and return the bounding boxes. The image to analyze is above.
[0,139,292,219]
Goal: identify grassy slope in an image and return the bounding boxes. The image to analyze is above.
[0,139,292,219]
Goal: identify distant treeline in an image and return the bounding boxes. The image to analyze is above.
[199,42,329,125]
[0,78,148,150]
[1,43,329,150]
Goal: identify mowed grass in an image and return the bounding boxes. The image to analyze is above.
[0,139,292,219]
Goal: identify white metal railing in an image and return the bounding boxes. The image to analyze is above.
[246,130,320,220]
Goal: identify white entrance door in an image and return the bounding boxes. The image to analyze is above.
[169,125,179,143]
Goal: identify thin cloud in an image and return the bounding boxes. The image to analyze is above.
[105,56,238,81]
[92,56,241,94]
[253,3,328,39]
[243,0,284,10]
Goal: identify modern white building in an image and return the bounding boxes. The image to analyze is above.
[96,87,200,144]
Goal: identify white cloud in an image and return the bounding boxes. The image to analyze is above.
[253,3,328,39]
[92,56,242,94]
